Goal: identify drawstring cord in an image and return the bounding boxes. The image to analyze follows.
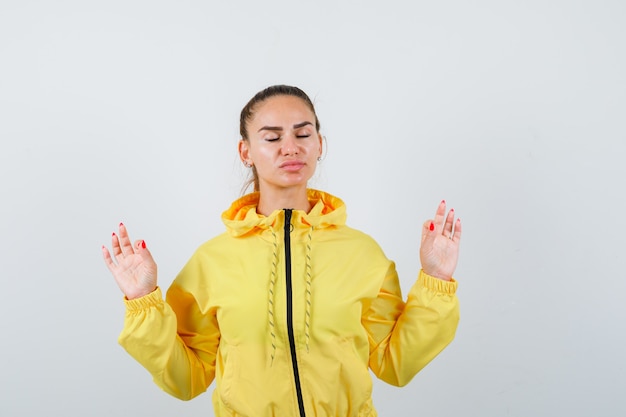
[304,226,313,353]
[269,228,279,365]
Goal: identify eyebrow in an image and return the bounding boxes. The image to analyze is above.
[257,121,313,132]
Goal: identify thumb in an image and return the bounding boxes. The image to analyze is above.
[134,239,155,263]
[421,220,436,245]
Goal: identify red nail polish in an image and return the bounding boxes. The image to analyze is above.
[441,200,446,204]
[112,232,116,237]
[450,208,454,212]
[119,222,124,227]
[141,240,146,249]
[429,222,435,231]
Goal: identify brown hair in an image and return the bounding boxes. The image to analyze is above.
[240,85,321,193]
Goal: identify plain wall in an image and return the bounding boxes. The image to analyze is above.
[1,0,625,415]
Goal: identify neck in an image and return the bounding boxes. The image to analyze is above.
[256,185,311,216]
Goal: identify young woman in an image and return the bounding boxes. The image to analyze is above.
[102,85,462,417]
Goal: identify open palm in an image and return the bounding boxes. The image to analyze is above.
[420,200,462,281]
[102,223,158,300]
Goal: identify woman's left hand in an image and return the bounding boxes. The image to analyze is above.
[419,200,462,281]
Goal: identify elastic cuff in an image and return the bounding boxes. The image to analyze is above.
[123,287,163,311]
[419,270,458,294]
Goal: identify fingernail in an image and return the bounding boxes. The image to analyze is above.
[119,222,124,227]
[450,208,454,212]
[429,222,435,231]
[441,200,446,204]
[141,240,146,249]
[112,232,116,237]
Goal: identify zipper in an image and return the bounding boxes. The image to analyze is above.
[284,209,306,417]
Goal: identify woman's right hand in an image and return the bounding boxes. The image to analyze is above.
[102,223,158,300]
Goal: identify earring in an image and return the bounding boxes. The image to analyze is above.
[244,161,252,168]
[317,156,322,162]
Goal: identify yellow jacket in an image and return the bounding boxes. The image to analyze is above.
[119,190,459,416]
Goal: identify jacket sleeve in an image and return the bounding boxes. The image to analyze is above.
[364,267,459,387]
[118,284,219,400]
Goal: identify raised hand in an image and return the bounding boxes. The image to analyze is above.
[419,200,462,281]
[102,223,158,300]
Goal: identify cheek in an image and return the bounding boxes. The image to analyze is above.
[251,146,275,165]
[308,142,321,156]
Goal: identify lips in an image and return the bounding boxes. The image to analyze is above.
[279,160,306,171]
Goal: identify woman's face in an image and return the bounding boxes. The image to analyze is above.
[239,95,322,194]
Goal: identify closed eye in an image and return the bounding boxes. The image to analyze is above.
[265,137,280,142]
[296,134,311,139]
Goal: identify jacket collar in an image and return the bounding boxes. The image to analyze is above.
[221,189,347,237]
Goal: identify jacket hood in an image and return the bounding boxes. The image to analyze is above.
[222,189,347,237]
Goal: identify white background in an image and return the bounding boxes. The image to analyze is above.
[1,0,625,416]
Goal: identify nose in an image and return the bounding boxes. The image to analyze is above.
[281,134,299,156]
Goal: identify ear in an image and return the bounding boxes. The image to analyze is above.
[238,139,252,165]
[317,133,323,158]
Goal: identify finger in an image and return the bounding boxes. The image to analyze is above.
[443,208,455,238]
[421,219,436,245]
[421,220,430,242]
[134,239,155,263]
[433,200,446,230]
[451,218,462,243]
[117,222,135,257]
[111,231,123,261]
[102,245,116,271]
[135,240,158,282]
